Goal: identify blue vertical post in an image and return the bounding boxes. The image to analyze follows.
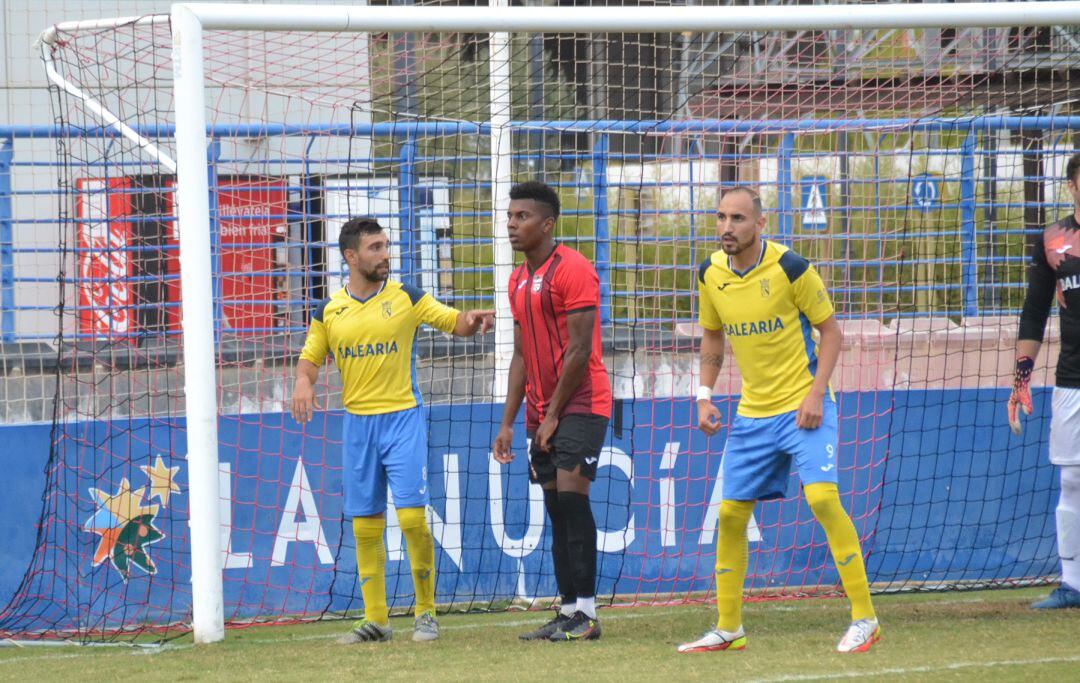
[777,133,794,241]
[960,129,978,317]
[0,136,13,342]
[838,131,852,285]
[688,138,698,247]
[398,135,417,287]
[302,136,318,312]
[592,134,611,324]
[981,128,1000,310]
[208,139,223,341]
[875,135,884,292]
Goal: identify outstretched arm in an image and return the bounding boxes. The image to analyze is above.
[453,309,495,336]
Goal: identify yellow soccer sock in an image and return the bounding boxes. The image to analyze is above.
[397,506,436,616]
[715,499,755,633]
[353,516,389,625]
[804,482,876,622]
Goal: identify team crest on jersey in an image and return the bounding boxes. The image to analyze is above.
[760,279,770,298]
[381,301,393,319]
[1045,223,1080,269]
[532,274,544,293]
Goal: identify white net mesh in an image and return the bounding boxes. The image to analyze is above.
[1,6,1074,640]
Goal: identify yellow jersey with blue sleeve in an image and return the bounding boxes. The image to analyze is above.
[697,240,835,418]
[298,281,460,415]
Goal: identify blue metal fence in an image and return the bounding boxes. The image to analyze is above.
[1,116,1077,343]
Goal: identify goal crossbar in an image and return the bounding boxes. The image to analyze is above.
[41,2,1080,36]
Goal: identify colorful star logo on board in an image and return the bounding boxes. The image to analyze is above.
[139,455,181,506]
[84,456,181,581]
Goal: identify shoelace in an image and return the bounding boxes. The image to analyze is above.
[847,621,875,642]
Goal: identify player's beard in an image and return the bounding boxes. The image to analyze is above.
[361,261,390,282]
[721,233,754,256]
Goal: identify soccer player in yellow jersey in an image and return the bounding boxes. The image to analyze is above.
[291,217,493,644]
[677,187,880,654]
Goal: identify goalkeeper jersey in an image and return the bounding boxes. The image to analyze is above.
[1019,214,1080,388]
[299,281,460,415]
[697,240,835,418]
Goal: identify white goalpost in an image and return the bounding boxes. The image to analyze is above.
[30,1,1080,645]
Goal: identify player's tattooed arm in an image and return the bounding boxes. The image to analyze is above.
[701,352,724,368]
[696,327,725,436]
[698,328,726,377]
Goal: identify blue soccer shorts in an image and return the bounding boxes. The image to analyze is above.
[721,399,839,501]
[341,406,430,517]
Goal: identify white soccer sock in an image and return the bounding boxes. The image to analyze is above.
[576,596,596,619]
[1058,466,1080,589]
[559,601,577,617]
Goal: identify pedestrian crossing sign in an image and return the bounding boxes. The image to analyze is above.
[800,176,828,230]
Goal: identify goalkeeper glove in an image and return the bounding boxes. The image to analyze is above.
[1007,356,1035,435]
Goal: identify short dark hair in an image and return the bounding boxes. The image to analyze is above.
[339,217,384,256]
[509,180,560,219]
[1067,154,1080,184]
[721,186,763,216]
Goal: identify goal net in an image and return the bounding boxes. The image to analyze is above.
[0,2,1072,642]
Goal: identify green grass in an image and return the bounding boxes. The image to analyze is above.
[2,587,1078,681]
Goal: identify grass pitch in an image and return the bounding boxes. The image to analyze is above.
[2,587,1078,682]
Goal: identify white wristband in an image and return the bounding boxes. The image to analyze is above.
[696,386,713,402]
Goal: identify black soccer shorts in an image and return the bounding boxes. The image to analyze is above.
[527,414,609,484]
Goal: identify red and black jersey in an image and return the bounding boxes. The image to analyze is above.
[508,244,612,431]
[1020,214,1080,388]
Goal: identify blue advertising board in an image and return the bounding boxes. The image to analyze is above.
[0,389,1059,633]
